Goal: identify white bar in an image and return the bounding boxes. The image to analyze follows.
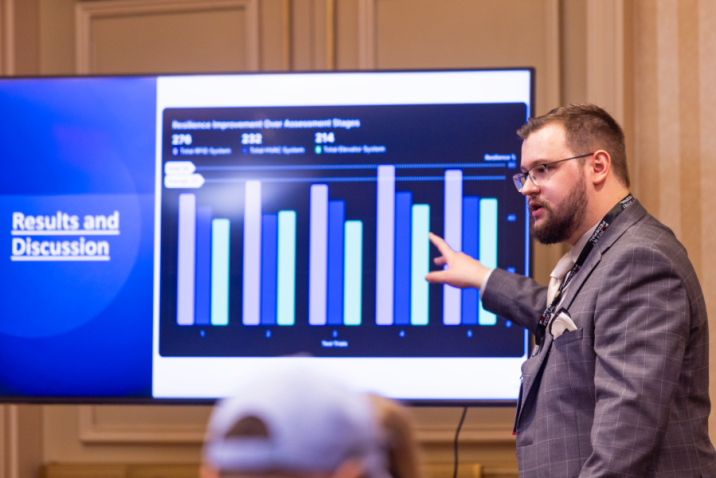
[243,181,262,325]
[309,184,329,325]
[375,165,396,326]
[177,193,196,326]
[443,170,463,325]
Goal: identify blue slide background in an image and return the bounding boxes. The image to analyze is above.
[0,78,156,396]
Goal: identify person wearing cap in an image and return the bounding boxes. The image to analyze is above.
[201,372,393,478]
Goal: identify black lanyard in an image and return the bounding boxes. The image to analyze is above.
[532,194,634,356]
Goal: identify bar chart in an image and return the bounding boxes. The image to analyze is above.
[175,188,298,327]
[308,184,364,326]
[160,101,528,359]
[242,181,298,326]
[175,166,498,329]
[442,169,498,326]
[375,165,432,326]
[373,167,497,327]
[176,194,232,327]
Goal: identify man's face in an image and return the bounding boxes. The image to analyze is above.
[520,123,588,245]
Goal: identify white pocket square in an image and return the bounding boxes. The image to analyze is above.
[549,308,577,339]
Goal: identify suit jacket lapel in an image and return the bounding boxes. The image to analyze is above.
[562,199,647,310]
[515,333,553,429]
[515,200,648,431]
[561,250,601,310]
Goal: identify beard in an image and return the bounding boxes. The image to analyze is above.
[530,175,588,244]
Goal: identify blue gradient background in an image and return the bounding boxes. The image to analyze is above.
[0,78,156,397]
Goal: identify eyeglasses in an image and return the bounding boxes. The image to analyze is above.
[512,152,594,192]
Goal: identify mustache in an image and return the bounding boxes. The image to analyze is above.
[529,198,549,211]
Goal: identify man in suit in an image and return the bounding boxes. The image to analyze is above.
[427,104,716,477]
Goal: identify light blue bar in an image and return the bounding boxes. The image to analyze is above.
[376,165,395,325]
[211,218,230,326]
[410,205,430,326]
[176,193,196,326]
[309,184,329,325]
[243,180,261,325]
[277,210,296,326]
[343,221,363,326]
[443,170,462,325]
[479,198,498,325]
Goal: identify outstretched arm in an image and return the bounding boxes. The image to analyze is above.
[427,232,548,332]
[424,232,491,289]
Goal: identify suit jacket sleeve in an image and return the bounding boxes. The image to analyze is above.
[481,268,547,335]
[580,244,691,477]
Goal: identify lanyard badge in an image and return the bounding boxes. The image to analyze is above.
[531,194,634,357]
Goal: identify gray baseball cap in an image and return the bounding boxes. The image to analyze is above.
[203,371,391,478]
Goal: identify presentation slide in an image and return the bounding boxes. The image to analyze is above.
[152,72,530,400]
[0,78,156,397]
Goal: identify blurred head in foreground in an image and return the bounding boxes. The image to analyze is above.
[365,395,423,478]
[201,372,393,478]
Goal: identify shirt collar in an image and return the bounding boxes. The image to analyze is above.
[568,222,600,263]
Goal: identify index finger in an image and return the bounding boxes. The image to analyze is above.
[429,232,455,258]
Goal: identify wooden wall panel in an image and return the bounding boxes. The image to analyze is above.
[630,0,716,440]
[1,0,41,75]
[75,0,259,74]
[79,406,210,444]
[700,0,716,442]
[259,0,290,70]
[290,0,332,70]
[0,405,42,478]
[371,0,560,114]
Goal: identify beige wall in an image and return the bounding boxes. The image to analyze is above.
[629,0,716,436]
[1,1,715,478]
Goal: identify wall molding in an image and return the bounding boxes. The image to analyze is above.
[0,405,41,478]
[325,0,335,70]
[544,0,561,112]
[586,0,625,123]
[357,0,375,69]
[282,0,291,70]
[417,423,516,444]
[0,0,15,75]
[79,405,514,445]
[78,406,206,445]
[0,405,17,478]
[75,0,260,74]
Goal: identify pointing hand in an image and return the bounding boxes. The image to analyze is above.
[425,232,491,289]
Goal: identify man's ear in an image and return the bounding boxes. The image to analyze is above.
[590,150,611,186]
[330,459,367,478]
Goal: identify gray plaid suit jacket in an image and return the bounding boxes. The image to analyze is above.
[482,199,716,477]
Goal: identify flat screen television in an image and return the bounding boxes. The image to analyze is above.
[0,69,533,404]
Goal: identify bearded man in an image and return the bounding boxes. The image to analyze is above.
[427,104,716,477]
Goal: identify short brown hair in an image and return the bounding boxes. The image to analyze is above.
[517,104,630,188]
